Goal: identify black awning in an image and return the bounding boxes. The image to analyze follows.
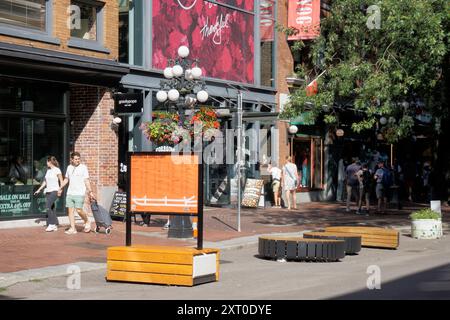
[0,42,129,87]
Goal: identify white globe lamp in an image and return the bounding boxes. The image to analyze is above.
[197,90,208,103]
[112,117,122,125]
[191,66,202,79]
[156,90,168,103]
[288,125,298,134]
[168,89,180,101]
[178,46,190,58]
[336,129,344,137]
[380,117,387,125]
[172,65,183,77]
[163,67,173,79]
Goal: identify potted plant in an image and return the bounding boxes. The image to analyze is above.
[410,208,442,239]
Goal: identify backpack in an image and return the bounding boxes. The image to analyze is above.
[381,168,393,188]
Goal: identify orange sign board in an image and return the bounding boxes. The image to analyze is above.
[130,154,199,214]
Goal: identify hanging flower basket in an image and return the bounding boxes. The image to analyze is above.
[140,108,221,146]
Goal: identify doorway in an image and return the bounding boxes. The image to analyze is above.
[292,136,323,191]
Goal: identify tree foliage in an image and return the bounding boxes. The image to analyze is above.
[280,0,449,143]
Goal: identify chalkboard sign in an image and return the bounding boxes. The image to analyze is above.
[109,191,127,217]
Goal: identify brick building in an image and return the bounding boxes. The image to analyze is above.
[0,0,128,220]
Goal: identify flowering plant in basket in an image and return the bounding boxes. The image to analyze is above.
[139,111,182,146]
[190,107,221,141]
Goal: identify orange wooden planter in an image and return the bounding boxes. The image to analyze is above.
[106,245,220,286]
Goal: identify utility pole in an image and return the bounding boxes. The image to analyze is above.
[237,91,243,232]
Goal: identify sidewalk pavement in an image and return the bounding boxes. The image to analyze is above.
[0,201,448,288]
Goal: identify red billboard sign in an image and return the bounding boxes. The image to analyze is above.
[153,0,255,84]
[288,0,321,40]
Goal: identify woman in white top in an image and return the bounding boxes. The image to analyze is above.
[282,156,299,210]
[268,161,282,208]
[34,156,64,232]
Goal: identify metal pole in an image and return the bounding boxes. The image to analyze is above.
[237,92,243,232]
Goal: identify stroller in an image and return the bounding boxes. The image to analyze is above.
[91,200,113,234]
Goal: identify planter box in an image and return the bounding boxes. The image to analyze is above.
[107,245,220,286]
[411,219,442,239]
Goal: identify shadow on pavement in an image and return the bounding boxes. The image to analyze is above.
[330,263,450,300]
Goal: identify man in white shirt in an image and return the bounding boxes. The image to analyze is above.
[59,152,94,235]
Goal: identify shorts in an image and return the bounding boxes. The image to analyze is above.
[376,184,385,199]
[272,180,281,193]
[66,195,85,209]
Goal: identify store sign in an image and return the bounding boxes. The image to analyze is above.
[129,153,200,214]
[288,0,321,40]
[114,93,143,114]
[0,185,48,217]
[152,0,255,84]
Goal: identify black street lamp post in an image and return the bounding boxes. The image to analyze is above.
[155,46,209,238]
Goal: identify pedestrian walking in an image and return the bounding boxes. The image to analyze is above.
[59,152,94,235]
[282,156,299,210]
[345,157,361,212]
[374,160,392,214]
[356,163,371,215]
[33,156,63,232]
[268,161,282,208]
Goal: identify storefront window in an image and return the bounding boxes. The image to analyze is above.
[0,79,65,114]
[0,0,46,31]
[0,78,66,220]
[0,117,65,219]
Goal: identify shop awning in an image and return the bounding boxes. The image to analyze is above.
[0,42,129,87]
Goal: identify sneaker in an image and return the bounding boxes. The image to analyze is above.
[64,228,77,235]
[45,224,57,232]
[84,222,91,233]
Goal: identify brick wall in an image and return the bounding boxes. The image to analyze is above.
[0,0,118,60]
[69,86,118,199]
[276,0,295,163]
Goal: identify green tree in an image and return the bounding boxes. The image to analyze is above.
[281,0,449,143]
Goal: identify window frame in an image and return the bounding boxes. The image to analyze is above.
[0,0,60,45]
[68,0,110,54]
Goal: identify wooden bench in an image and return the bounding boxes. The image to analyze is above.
[324,226,399,249]
[303,232,362,254]
[107,245,220,286]
[259,236,346,262]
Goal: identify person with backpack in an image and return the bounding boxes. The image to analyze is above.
[374,160,392,214]
[356,163,372,215]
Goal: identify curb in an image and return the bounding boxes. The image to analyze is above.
[0,262,106,289]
